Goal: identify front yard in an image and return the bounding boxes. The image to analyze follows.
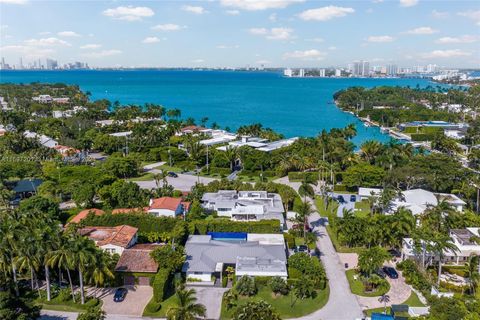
[346,269,390,297]
[220,285,330,319]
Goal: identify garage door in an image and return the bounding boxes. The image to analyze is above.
[138,277,151,286]
[124,275,135,286]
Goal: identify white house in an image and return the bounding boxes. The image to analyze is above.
[79,225,138,255]
[147,197,189,217]
[183,233,287,284]
[358,187,383,201]
[390,188,465,215]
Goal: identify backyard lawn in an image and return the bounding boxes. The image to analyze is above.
[220,285,329,319]
[345,269,390,297]
[354,201,370,218]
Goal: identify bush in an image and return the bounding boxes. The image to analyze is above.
[255,276,270,287]
[284,233,296,249]
[288,253,327,289]
[442,266,466,277]
[397,260,432,296]
[411,133,436,141]
[288,267,302,280]
[288,172,317,182]
[222,276,228,288]
[84,298,100,308]
[189,219,280,234]
[235,276,257,296]
[152,269,171,303]
[269,277,290,295]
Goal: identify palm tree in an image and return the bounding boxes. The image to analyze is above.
[360,140,383,164]
[166,288,206,320]
[378,294,391,314]
[71,235,97,304]
[223,146,239,172]
[430,233,459,287]
[294,201,314,240]
[47,234,77,302]
[464,255,479,295]
[0,213,24,296]
[85,251,114,298]
[15,231,42,293]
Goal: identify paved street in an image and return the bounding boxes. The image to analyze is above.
[135,173,217,192]
[40,310,151,320]
[187,286,228,320]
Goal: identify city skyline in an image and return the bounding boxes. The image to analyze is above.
[0,0,479,68]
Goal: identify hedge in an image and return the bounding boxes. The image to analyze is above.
[201,166,231,176]
[284,233,295,249]
[410,133,436,141]
[397,260,432,297]
[188,219,281,234]
[288,172,318,182]
[152,268,171,303]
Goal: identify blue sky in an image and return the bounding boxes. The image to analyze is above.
[0,0,479,68]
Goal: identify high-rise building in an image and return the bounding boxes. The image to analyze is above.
[46,58,58,70]
[386,64,398,76]
[352,60,369,77]
[319,69,325,77]
[283,68,293,77]
[298,68,305,77]
[335,69,342,77]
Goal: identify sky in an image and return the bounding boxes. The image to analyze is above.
[0,0,479,68]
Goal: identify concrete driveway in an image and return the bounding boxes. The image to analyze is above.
[187,286,228,320]
[100,285,152,317]
[135,173,217,191]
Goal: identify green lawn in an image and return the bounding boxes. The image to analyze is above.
[354,201,370,218]
[35,293,102,313]
[345,269,390,297]
[142,293,178,318]
[128,172,155,181]
[364,291,425,316]
[220,285,329,319]
[155,164,184,173]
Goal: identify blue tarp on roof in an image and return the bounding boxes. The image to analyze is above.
[13,179,43,193]
[371,313,394,320]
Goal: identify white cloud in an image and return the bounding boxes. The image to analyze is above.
[458,10,480,25]
[367,35,394,42]
[225,10,240,15]
[431,10,449,19]
[435,35,478,44]
[191,59,204,63]
[0,45,54,59]
[328,46,337,50]
[80,44,102,49]
[283,49,326,60]
[399,0,418,7]
[182,5,207,14]
[0,0,27,4]
[298,6,355,21]
[151,24,186,31]
[249,27,293,40]
[404,27,438,35]
[81,49,122,58]
[142,37,161,44]
[220,0,303,11]
[216,44,240,49]
[421,49,471,58]
[305,37,324,42]
[269,13,277,22]
[102,6,154,21]
[38,31,51,36]
[57,31,81,37]
[24,37,71,47]
[256,59,270,64]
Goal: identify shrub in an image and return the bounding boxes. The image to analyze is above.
[189,219,280,234]
[397,260,432,297]
[411,133,436,141]
[55,288,71,303]
[145,300,162,313]
[288,172,317,182]
[84,298,100,308]
[284,233,295,249]
[235,276,257,296]
[288,267,302,280]
[255,276,270,287]
[152,268,171,303]
[269,277,290,296]
[288,253,326,289]
[222,276,228,288]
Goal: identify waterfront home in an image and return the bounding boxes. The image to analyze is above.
[201,190,285,228]
[390,188,465,215]
[199,129,237,146]
[398,121,469,132]
[215,136,299,153]
[177,125,210,136]
[402,227,480,265]
[115,243,162,286]
[182,233,288,284]
[147,197,190,217]
[79,225,138,255]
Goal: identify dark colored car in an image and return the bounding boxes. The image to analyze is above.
[383,266,399,279]
[344,263,349,268]
[337,195,346,204]
[167,171,178,178]
[350,195,356,202]
[113,288,128,302]
[376,268,387,278]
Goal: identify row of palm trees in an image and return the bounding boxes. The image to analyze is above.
[0,207,115,304]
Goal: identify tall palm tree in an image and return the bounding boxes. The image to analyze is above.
[464,255,480,295]
[166,288,206,320]
[378,294,391,314]
[85,251,114,298]
[0,213,24,296]
[360,140,383,164]
[430,233,459,287]
[223,146,239,172]
[71,235,97,304]
[48,234,77,302]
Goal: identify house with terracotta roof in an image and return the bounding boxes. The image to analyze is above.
[79,225,138,255]
[115,243,163,286]
[147,197,189,217]
[68,208,105,225]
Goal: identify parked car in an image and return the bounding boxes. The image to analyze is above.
[293,245,309,254]
[113,288,128,302]
[337,195,346,204]
[167,171,178,178]
[383,266,399,279]
[344,263,349,268]
[350,195,356,202]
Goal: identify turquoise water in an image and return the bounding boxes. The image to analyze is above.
[0,70,439,145]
